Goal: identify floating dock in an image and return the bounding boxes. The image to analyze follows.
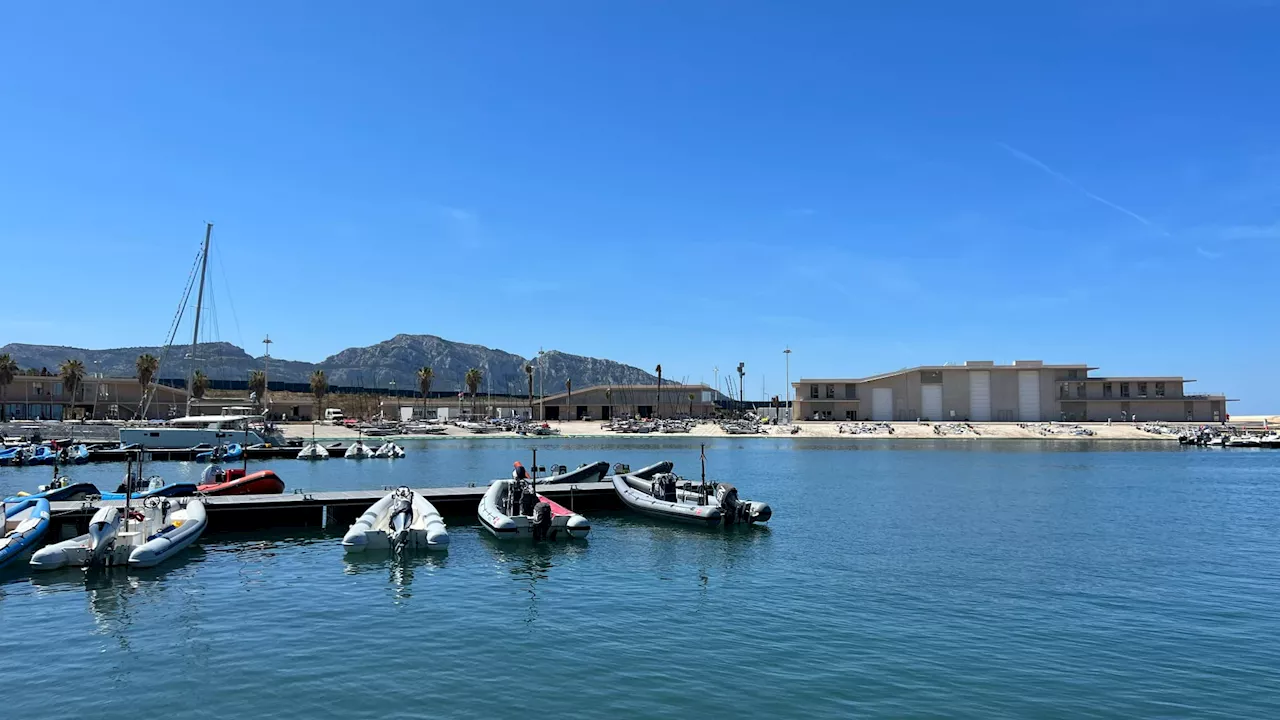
[46,480,622,537]
[84,445,316,462]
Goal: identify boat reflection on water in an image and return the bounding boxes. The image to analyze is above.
[342,551,449,603]
[481,536,588,626]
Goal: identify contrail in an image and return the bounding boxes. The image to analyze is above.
[996,142,1169,235]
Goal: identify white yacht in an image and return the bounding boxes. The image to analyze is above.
[120,415,285,449]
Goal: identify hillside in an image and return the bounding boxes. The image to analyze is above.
[0,335,661,392]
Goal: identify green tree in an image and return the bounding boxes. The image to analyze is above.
[417,366,433,420]
[310,370,327,419]
[464,367,483,416]
[135,353,159,416]
[59,359,86,419]
[248,370,267,409]
[524,363,534,419]
[565,378,572,420]
[689,392,696,417]
[0,353,17,422]
[191,369,209,400]
[604,387,612,422]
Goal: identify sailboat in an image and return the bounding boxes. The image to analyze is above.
[121,223,285,448]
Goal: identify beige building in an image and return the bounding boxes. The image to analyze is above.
[793,361,1231,423]
[535,384,718,421]
[0,374,190,421]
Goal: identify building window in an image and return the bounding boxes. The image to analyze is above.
[1102,383,1112,398]
[1155,382,1165,397]
[1068,369,1079,380]
[845,384,857,399]
[1059,383,1069,399]
[1120,382,1130,398]
[810,385,818,399]
[826,384,835,399]
[33,383,43,396]
[53,382,63,396]
[1138,382,1147,398]
[1076,383,1086,399]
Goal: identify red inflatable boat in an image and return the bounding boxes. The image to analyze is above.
[198,468,285,496]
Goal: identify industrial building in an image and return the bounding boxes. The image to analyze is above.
[793,361,1231,423]
[533,384,718,421]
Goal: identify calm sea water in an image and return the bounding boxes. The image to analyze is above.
[2,438,1278,719]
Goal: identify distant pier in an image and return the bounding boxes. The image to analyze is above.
[45,480,622,536]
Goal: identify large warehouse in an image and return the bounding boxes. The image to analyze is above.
[793,361,1231,423]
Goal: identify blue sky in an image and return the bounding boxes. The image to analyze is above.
[1,1,1276,411]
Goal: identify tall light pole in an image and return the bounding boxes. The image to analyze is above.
[784,347,791,425]
[262,334,272,415]
[713,366,719,411]
[537,348,545,421]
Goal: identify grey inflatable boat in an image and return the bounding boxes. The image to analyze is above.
[538,461,610,485]
[612,465,771,527]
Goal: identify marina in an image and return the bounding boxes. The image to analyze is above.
[3,437,1278,719]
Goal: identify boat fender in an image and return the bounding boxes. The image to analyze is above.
[531,502,552,541]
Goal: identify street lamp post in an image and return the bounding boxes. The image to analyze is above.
[784,347,791,425]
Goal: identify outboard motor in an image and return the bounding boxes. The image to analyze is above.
[530,501,553,541]
[202,464,224,486]
[88,506,122,564]
[388,487,414,548]
[650,473,677,502]
[715,483,749,525]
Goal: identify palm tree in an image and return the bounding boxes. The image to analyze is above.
[464,368,483,416]
[59,359,86,420]
[191,369,209,400]
[248,370,266,409]
[136,353,159,415]
[417,366,434,420]
[310,370,327,419]
[565,378,572,421]
[655,364,662,419]
[0,353,17,422]
[524,363,535,420]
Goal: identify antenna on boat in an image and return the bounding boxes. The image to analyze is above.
[531,447,537,499]
[700,444,709,505]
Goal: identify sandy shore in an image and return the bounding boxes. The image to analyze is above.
[282,420,1186,442]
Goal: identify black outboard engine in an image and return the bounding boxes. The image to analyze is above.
[650,473,677,502]
[715,483,749,525]
[531,501,553,541]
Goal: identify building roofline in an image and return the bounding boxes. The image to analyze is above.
[795,363,1098,385]
[537,383,712,404]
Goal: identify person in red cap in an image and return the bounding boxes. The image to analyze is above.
[512,461,528,481]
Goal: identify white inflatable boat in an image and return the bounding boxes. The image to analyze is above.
[478,478,590,540]
[373,442,406,459]
[344,440,374,459]
[343,487,448,552]
[297,441,329,460]
[30,497,208,570]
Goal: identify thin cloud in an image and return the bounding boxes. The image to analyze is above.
[1196,246,1223,259]
[1220,221,1280,240]
[996,142,1169,235]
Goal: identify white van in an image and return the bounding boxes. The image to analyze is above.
[324,408,345,424]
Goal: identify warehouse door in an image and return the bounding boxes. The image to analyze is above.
[921,385,943,421]
[1017,371,1041,421]
[871,388,893,421]
[968,372,991,421]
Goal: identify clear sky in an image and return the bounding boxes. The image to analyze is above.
[2,1,1276,411]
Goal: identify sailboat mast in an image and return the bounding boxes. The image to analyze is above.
[187,223,212,416]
